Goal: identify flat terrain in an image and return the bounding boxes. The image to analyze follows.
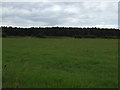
[2,38,118,88]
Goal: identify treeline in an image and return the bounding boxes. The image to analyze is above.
[1,26,120,38]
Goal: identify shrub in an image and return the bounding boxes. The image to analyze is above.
[74,35,96,38]
[104,36,118,39]
[74,35,82,38]
[36,33,45,38]
[2,33,7,37]
[82,35,96,38]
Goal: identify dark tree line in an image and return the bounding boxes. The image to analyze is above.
[1,26,120,38]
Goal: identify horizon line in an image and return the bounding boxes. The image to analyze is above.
[1,25,118,29]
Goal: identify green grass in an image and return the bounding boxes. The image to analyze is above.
[2,38,118,88]
[0,38,2,89]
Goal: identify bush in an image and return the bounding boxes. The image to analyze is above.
[36,33,45,38]
[104,36,118,39]
[74,35,96,38]
[74,35,82,38]
[2,33,7,37]
[82,35,96,38]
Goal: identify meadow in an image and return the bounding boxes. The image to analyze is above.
[2,38,118,88]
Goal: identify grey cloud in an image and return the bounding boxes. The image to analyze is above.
[1,2,118,28]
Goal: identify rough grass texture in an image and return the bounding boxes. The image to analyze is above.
[2,38,118,88]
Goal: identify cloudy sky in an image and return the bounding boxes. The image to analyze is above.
[0,1,118,28]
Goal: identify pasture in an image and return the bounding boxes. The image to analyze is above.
[2,38,118,88]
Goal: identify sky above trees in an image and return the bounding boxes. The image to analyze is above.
[0,1,118,28]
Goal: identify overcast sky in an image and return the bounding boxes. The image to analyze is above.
[0,2,118,28]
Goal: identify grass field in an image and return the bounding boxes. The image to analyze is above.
[2,38,118,88]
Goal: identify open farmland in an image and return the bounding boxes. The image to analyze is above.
[2,38,118,88]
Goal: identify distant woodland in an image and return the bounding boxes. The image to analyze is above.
[1,26,120,38]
